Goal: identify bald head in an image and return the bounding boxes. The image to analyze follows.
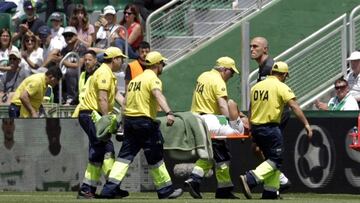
[250,37,269,64]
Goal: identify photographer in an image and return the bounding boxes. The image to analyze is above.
[94,5,119,49]
[0,50,30,105]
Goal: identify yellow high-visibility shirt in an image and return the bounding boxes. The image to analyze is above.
[11,73,47,118]
[250,76,295,125]
[191,69,227,114]
[125,69,162,119]
[80,63,116,113]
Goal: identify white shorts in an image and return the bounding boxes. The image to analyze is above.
[201,114,244,137]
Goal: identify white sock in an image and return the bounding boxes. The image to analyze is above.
[279,172,289,185]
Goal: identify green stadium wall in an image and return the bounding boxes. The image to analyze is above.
[161,0,360,112]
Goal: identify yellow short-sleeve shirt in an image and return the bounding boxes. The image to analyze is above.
[125,69,162,119]
[11,73,47,118]
[191,69,227,114]
[250,76,295,125]
[80,63,117,113]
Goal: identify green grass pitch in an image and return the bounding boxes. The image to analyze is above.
[0,192,359,203]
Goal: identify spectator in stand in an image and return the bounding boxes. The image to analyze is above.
[0,50,31,105]
[124,41,150,92]
[315,78,359,111]
[69,4,95,47]
[49,12,66,49]
[59,26,87,105]
[21,32,43,73]
[114,4,143,59]
[133,0,171,21]
[38,25,63,68]
[0,0,43,24]
[345,51,360,107]
[0,28,20,73]
[94,5,119,50]
[12,1,45,44]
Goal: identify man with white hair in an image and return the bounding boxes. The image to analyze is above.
[345,51,360,107]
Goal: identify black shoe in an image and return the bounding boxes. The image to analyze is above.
[215,192,239,199]
[117,189,129,198]
[279,179,291,193]
[163,188,183,199]
[77,190,95,199]
[184,178,202,199]
[239,175,252,199]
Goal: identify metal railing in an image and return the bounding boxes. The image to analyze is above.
[246,14,348,109]
[349,4,360,52]
[146,0,272,63]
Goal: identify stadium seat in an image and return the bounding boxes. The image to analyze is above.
[0,13,13,31]
[109,0,133,11]
[85,0,109,12]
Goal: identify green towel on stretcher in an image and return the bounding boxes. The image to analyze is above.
[158,111,213,159]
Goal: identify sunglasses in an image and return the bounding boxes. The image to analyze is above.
[63,34,74,38]
[335,85,347,90]
[25,39,35,43]
[124,11,134,15]
[9,57,18,61]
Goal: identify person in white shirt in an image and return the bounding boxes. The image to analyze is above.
[345,51,360,107]
[49,12,66,49]
[38,25,63,69]
[0,28,19,74]
[94,5,119,49]
[315,78,359,111]
[20,31,43,73]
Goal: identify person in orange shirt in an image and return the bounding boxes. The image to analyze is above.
[124,41,150,92]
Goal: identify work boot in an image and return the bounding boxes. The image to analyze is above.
[77,190,95,199]
[160,188,183,199]
[215,188,239,199]
[239,175,252,199]
[279,179,291,192]
[184,178,202,199]
[77,183,96,199]
[261,190,278,199]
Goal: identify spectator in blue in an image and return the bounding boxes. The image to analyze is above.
[12,1,45,43]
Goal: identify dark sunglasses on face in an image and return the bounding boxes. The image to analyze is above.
[9,57,18,61]
[25,39,34,43]
[63,34,74,38]
[335,85,347,90]
[124,11,133,15]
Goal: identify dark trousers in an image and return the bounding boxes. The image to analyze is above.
[8,103,20,118]
[212,139,231,163]
[78,111,114,163]
[251,124,283,169]
[113,38,139,60]
[119,117,164,165]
